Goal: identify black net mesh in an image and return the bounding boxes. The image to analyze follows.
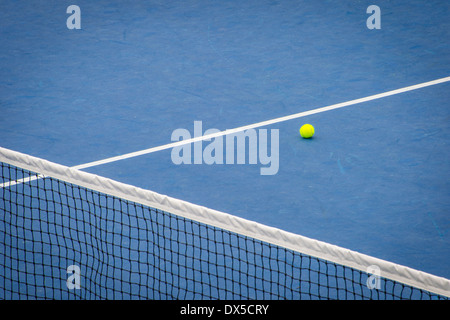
[0,162,447,300]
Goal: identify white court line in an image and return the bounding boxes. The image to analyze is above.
[1,75,450,189]
[73,76,450,170]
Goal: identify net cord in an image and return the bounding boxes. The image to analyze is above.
[1,146,449,297]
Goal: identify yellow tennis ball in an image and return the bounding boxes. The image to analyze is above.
[299,124,315,139]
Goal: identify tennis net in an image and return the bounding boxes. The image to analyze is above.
[0,147,449,300]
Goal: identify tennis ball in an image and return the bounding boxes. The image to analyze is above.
[299,124,315,139]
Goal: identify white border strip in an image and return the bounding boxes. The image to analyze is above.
[1,146,449,297]
[72,76,450,170]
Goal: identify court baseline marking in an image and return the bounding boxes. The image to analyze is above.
[72,76,450,170]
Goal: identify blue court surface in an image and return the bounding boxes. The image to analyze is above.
[1,0,449,284]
